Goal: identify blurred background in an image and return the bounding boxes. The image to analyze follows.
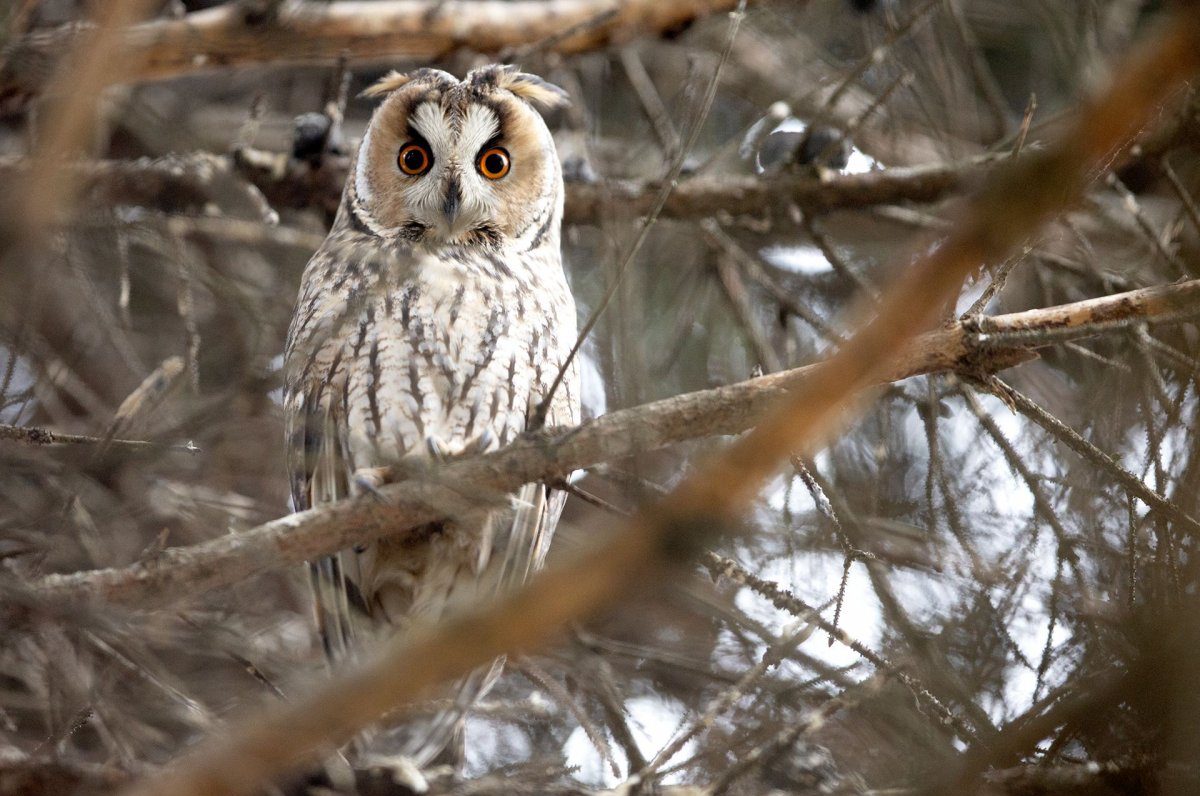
[2,0,1200,793]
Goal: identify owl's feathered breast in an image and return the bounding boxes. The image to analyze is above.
[287,228,577,470]
[284,224,578,629]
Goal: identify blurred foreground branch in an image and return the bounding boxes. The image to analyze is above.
[0,753,1163,796]
[0,0,746,109]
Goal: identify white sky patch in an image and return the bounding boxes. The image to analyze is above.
[564,694,693,786]
[955,277,991,315]
[0,347,36,424]
[580,344,607,421]
[845,147,875,174]
[267,352,285,406]
[751,385,1074,722]
[464,712,533,777]
[761,244,832,275]
[933,391,1038,554]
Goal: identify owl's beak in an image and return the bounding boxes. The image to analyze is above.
[442,175,461,226]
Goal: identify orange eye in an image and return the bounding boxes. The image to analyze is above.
[477,147,511,180]
[398,143,431,175]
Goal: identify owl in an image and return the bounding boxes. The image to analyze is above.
[283,65,580,765]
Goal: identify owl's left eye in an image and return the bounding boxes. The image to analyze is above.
[477,147,511,180]
[398,142,432,175]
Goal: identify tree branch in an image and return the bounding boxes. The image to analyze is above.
[0,150,987,226]
[31,279,1200,609]
[0,423,198,452]
[0,0,748,108]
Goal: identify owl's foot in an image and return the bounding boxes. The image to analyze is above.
[352,466,392,502]
[425,429,496,463]
[462,427,496,455]
[425,435,453,461]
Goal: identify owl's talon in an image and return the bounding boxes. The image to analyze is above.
[426,435,452,462]
[464,428,496,455]
[353,467,391,502]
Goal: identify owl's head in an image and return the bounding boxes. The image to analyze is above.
[348,65,569,249]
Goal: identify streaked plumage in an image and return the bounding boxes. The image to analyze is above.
[283,65,579,764]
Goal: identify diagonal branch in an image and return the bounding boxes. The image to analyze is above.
[113,10,1200,796]
[33,278,1200,609]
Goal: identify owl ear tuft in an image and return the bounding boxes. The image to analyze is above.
[361,68,455,99]
[361,70,412,99]
[493,66,570,110]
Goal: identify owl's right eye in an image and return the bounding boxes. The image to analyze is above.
[398,143,432,175]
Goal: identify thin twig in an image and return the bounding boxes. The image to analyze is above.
[533,0,749,428]
[975,375,1200,537]
[0,423,197,452]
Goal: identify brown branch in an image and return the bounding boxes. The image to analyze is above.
[92,15,1200,791]
[33,278,1200,609]
[0,423,198,453]
[0,757,129,796]
[0,0,747,107]
[0,150,987,227]
[247,148,988,222]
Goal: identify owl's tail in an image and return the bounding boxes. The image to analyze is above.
[310,480,556,768]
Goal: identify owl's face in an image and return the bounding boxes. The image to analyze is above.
[350,66,568,249]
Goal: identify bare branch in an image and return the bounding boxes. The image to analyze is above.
[33,279,1200,609]
[0,423,197,453]
[0,0,752,107]
[0,151,990,227]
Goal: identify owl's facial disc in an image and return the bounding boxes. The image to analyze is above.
[390,101,498,242]
[356,72,561,249]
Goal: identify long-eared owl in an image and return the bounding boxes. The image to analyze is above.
[283,65,580,764]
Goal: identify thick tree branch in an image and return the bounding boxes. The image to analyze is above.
[32,279,1200,609]
[0,150,986,226]
[226,147,990,221]
[0,0,747,107]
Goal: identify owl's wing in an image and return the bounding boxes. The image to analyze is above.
[285,244,402,665]
[286,388,366,664]
[490,374,579,595]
